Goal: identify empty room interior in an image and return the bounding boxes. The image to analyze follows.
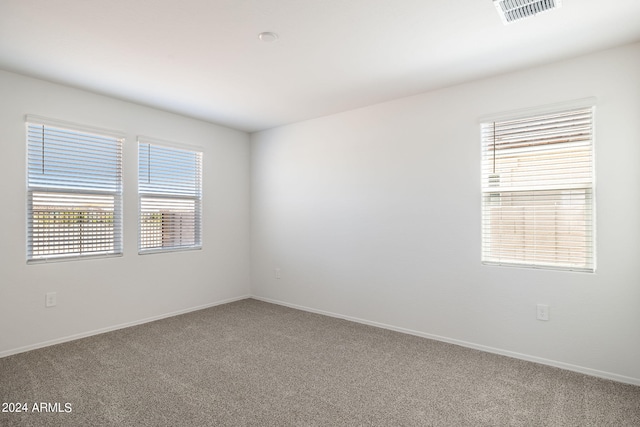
[1,0,640,425]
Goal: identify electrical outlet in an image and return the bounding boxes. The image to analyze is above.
[45,292,57,307]
[536,304,549,321]
[274,268,281,279]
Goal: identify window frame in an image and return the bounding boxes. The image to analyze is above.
[479,99,596,272]
[137,137,203,255]
[25,115,124,263]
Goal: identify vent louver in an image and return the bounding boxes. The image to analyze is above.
[493,0,562,24]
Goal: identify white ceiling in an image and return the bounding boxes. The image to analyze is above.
[1,1,639,133]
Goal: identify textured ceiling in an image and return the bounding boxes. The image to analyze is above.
[1,0,640,132]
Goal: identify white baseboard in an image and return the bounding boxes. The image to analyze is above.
[0,294,251,359]
[4,293,638,386]
[251,295,640,387]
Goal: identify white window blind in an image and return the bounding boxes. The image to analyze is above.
[481,106,595,272]
[27,118,123,262]
[138,140,202,253]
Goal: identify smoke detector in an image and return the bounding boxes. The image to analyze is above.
[493,0,562,24]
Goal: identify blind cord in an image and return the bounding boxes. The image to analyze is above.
[41,125,45,175]
[492,122,496,174]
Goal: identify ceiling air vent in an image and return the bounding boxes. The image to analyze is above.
[493,0,562,24]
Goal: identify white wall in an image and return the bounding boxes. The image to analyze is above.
[0,70,251,356]
[250,42,640,384]
[2,42,639,385]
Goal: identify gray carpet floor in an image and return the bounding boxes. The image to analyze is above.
[1,298,639,426]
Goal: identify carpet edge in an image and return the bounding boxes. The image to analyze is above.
[0,294,252,359]
[250,295,640,387]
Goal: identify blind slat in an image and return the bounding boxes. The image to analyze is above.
[481,106,594,272]
[27,121,123,261]
[138,142,202,253]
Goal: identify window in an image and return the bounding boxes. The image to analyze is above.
[26,116,123,262]
[481,103,595,272]
[138,139,202,253]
